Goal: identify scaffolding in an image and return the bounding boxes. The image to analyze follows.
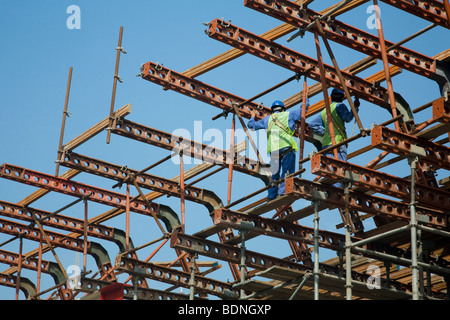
[1,0,450,300]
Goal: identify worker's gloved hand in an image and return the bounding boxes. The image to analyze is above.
[353,97,360,108]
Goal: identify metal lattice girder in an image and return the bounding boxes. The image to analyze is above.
[0,217,115,281]
[243,0,439,80]
[283,177,448,228]
[206,19,389,106]
[0,163,180,232]
[171,231,310,272]
[212,208,350,250]
[61,152,223,213]
[372,125,450,170]
[380,0,450,30]
[111,119,271,183]
[114,254,237,298]
[310,154,450,210]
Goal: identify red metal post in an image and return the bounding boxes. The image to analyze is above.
[373,0,401,131]
[314,32,339,159]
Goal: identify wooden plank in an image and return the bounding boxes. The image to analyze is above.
[62,103,132,152]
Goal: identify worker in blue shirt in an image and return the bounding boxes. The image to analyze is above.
[308,89,360,162]
[248,99,309,201]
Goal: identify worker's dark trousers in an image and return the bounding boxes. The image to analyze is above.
[268,147,295,200]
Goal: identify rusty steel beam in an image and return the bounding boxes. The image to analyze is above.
[371,125,450,170]
[206,19,389,106]
[0,274,36,299]
[0,200,115,241]
[140,61,272,119]
[0,248,74,299]
[115,254,237,298]
[433,96,450,123]
[61,152,223,213]
[212,208,350,249]
[311,154,450,210]
[170,231,411,293]
[244,0,439,80]
[379,0,450,29]
[77,277,194,300]
[0,163,179,233]
[284,177,448,228]
[111,119,271,183]
[211,208,438,267]
[171,231,310,272]
[0,217,116,282]
[139,62,321,142]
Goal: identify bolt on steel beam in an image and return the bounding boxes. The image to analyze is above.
[371,125,450,170]
[244,0,440,80]
[311,154,450,211]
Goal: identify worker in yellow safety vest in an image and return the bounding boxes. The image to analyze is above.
[248,99,309,201]
[309,88,360,162]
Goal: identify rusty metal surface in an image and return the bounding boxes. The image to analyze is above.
[244,0,438,78]
[311,154,450,210]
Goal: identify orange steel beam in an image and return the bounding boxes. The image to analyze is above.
[0,217,116,282]
[0,163,176,233]
[371,125,450,170]
[244,0,439,79]
[311,154,450,210]
[206,19,389,106]
[380,0,450,29]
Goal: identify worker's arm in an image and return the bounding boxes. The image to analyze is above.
[288,98,310,130]
[308,114,325,135]
[336,101,359,123]
[248,111,269,130]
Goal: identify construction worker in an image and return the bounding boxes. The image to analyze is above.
[308,88,360,162]
[248,99,309,201]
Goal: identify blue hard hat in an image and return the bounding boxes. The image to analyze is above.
[271,100,285,111]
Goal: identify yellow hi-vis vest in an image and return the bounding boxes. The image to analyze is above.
[267,111,298,154]
[321,102,347,146]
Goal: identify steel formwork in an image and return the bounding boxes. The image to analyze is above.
[1,1,450,301]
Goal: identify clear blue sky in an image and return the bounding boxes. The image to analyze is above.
[0,1,448,300]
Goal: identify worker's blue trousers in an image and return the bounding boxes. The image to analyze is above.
[268,147,295,200]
